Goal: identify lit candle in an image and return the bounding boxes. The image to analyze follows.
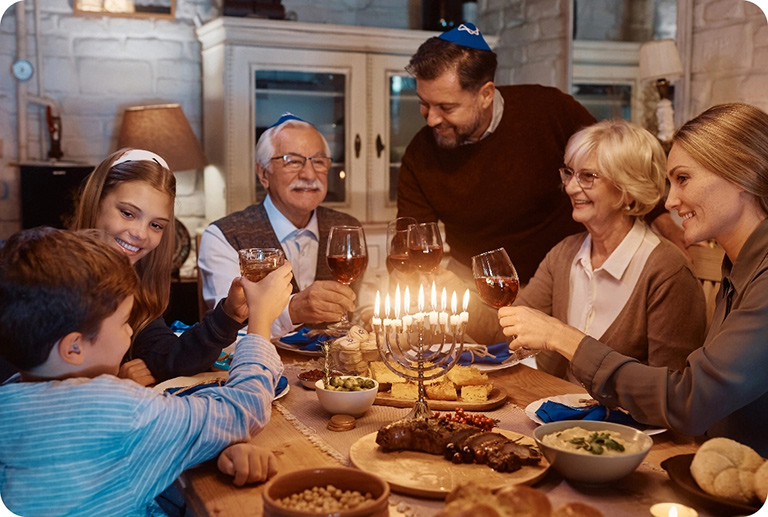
[439,287,448,327]
[394,284,401,320]
[372,291,382,327]
[649,503,698,517]
[460,289,470,323]
[404,286,410,315]
[383,293,391,328]
[414,284,425,322]
[429,281,438,325]
[449,291,460,327]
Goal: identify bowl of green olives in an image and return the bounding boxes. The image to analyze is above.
[315,376,379,417]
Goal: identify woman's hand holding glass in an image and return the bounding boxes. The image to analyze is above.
[497,306,586,362]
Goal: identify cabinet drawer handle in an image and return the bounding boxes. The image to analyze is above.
[355,134,361,158]
[376,134,385,158]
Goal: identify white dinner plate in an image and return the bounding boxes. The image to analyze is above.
[153,372,290,401]
[524,393,666,436]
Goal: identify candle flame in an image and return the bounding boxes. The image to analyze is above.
[463,289,470,311]
[669,506,678,517]
[395,285,401,319]
[451,291,457,314]
[418,284,425,312]
[374,291,380,318]
[404,286,410,315]
[441,288,447,311]
[385,293,391,318]
[431,281,437,311]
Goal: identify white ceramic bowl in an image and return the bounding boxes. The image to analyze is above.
[315,376,379,417]
[533,420,653,485]
[263,466,389,517]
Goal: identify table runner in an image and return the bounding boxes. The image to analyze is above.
[277,362,715,517]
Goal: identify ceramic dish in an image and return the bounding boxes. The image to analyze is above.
[661,454,762,516]
[525,393,666,436]
[533,420,653,485]
[349,429,548,499]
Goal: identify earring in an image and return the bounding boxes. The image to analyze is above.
[624,204,631,211]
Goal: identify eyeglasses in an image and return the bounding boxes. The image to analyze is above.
[270,153,332,173]
[559,167,601,190]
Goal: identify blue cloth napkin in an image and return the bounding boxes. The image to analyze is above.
[535,400,642,427]
[458,341,512,366]
[279,327,334,352]
[170,320,195,333]
[166,375,288,398]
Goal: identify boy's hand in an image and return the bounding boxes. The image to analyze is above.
[118,358,156,386]
[240,262,293,337]
[217,443,278,487]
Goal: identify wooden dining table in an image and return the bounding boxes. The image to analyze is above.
[177,348,712,517]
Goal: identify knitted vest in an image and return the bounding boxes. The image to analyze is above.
[213,203,362,294]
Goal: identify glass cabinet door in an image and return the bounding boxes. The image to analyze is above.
[369,54,424,222]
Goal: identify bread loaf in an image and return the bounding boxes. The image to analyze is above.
[754,459,768,503]
[690,437,765,504]
[553,502,605,517]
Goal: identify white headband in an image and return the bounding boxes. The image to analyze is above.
[112,149,170,169]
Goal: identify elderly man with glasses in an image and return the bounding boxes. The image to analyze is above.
[199,114,362,337]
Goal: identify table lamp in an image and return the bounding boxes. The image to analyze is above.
[638,39,684,149]
[116,103,207,172]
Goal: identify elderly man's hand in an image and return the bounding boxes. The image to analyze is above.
[288,280,356,324]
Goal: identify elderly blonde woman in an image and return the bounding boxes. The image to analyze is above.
[518,119,706,381]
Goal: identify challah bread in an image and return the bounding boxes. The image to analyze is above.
[553,502,605,517]
[690,437,765,504]
[753,459,768,504]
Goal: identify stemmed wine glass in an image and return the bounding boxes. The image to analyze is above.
[471,247,536,362]
[407,222,443,283]
[326,225,369,330]
[386,217,417,275]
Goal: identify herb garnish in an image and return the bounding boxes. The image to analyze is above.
[568,432,625,455]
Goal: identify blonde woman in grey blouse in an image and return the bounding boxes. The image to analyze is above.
[500,103,768,455]
[519,119,706,381]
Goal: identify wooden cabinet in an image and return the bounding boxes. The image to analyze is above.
[196,17,435,226]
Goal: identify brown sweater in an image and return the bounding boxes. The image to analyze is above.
[397,84,597,282]
[518,231,707,380]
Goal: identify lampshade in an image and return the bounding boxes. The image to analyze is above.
[117,104,207,171]
[638,39,684,82]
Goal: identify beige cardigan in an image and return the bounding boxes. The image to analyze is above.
[518,231,707,381]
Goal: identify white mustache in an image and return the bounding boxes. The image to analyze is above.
[290,179,324,190]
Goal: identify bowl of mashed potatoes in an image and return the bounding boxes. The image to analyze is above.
[533,420,653,484]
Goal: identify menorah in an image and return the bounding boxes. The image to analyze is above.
[372,283,469,419]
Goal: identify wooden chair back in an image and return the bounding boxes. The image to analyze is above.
[689,243,725,331]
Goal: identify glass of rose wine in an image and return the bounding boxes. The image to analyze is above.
[386,217,417,275]
[471,247,519,309]
[326,225,369,330]
[238,248,285,283]
[472,247,536,362]
[407,222,444,282]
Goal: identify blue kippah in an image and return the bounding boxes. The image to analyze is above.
[268,112,309,128]
[438,23,491,52]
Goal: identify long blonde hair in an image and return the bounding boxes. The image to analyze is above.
[71,148,176,336]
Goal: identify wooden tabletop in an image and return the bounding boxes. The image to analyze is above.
[177,353,701,517]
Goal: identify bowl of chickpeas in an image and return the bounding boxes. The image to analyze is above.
[314,376,379,417]
[262,466,390,517]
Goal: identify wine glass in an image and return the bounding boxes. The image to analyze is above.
[386,217,417,275]
[326,225,369,330]
[471,247,520,309]
[407,222,443,283]
[471,247,535,362]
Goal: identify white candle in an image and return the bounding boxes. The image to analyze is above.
[429,311,438,325]
[402,314,413,328]
[649,503,698,517]
[404,286,410,315]
[450,314,460,326]
[439,312,448,326]
[460,289,470,323]
[394,284,401,321]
